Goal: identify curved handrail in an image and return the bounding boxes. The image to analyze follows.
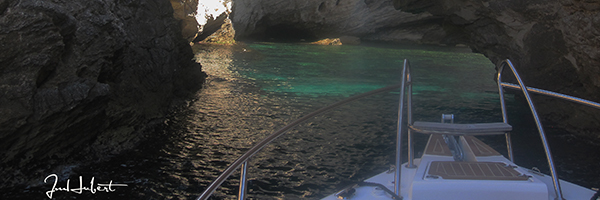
[497,59,564,199]
[500,82,600,109]
[196,83,403,200]
[394,59,411,196]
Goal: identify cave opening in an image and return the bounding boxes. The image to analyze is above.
[261,24,319,42]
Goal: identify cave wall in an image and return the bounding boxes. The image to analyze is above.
[393,0,600,137]
[0,0,205,188]
[231,0,600,137]
[231,0,450,43]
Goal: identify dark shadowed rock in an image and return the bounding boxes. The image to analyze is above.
[339,36,361,45]
[0,0,205,188]
[231,0,451,44]
[393,0,600,139]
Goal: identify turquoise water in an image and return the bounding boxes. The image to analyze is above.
[184,42,511,199]
[9,42,598,199]
[189,42,598,199]
[234,43,496,98]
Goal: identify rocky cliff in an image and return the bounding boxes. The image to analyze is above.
[231,0,451,43]
[0,0,205,188]
[393,0,600,138]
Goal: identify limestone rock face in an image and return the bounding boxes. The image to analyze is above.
[393,0,600,138]
[191,0,235,44]
[200,17,236,44]
[0,0,205,188]
[231,0,448,43]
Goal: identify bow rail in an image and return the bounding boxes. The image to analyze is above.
[495,59,600,199]
[196,83,403,200]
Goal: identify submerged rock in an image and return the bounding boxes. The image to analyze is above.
[0,0,205,188]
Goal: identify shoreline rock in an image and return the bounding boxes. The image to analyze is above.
[311,38,342,45]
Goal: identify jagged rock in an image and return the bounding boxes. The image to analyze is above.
[195,12,236,44]
[195,12,228,42]
[393,0,600,139]
[231,0,449,43]
[192,0,235,44]
[0,0,205,188]
[200,17,236,44]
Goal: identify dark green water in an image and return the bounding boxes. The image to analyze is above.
[7,42,598,199]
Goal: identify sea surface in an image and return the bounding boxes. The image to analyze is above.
[9,42,599,199]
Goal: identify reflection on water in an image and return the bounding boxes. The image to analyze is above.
[188,42,600,199]
[185,42,509,199]
[8,42,599,199]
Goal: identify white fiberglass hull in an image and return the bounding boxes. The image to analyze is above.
[322,135,596,200]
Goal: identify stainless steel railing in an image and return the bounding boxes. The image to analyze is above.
[494,59,600,200]
[500,82,600,109]
[394,59,410,196]
[196,83,403,200]
[497,59,566,199]
[397,58,600,199]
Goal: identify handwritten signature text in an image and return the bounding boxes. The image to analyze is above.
[44,174,128,199]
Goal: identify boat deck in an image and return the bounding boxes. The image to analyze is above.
[322,135,596,200]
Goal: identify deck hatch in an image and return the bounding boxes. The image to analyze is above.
[427,161,529,180]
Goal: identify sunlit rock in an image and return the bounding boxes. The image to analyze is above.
[195,0,231,28]
[194,0,235,44]
[311,38,343,45]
